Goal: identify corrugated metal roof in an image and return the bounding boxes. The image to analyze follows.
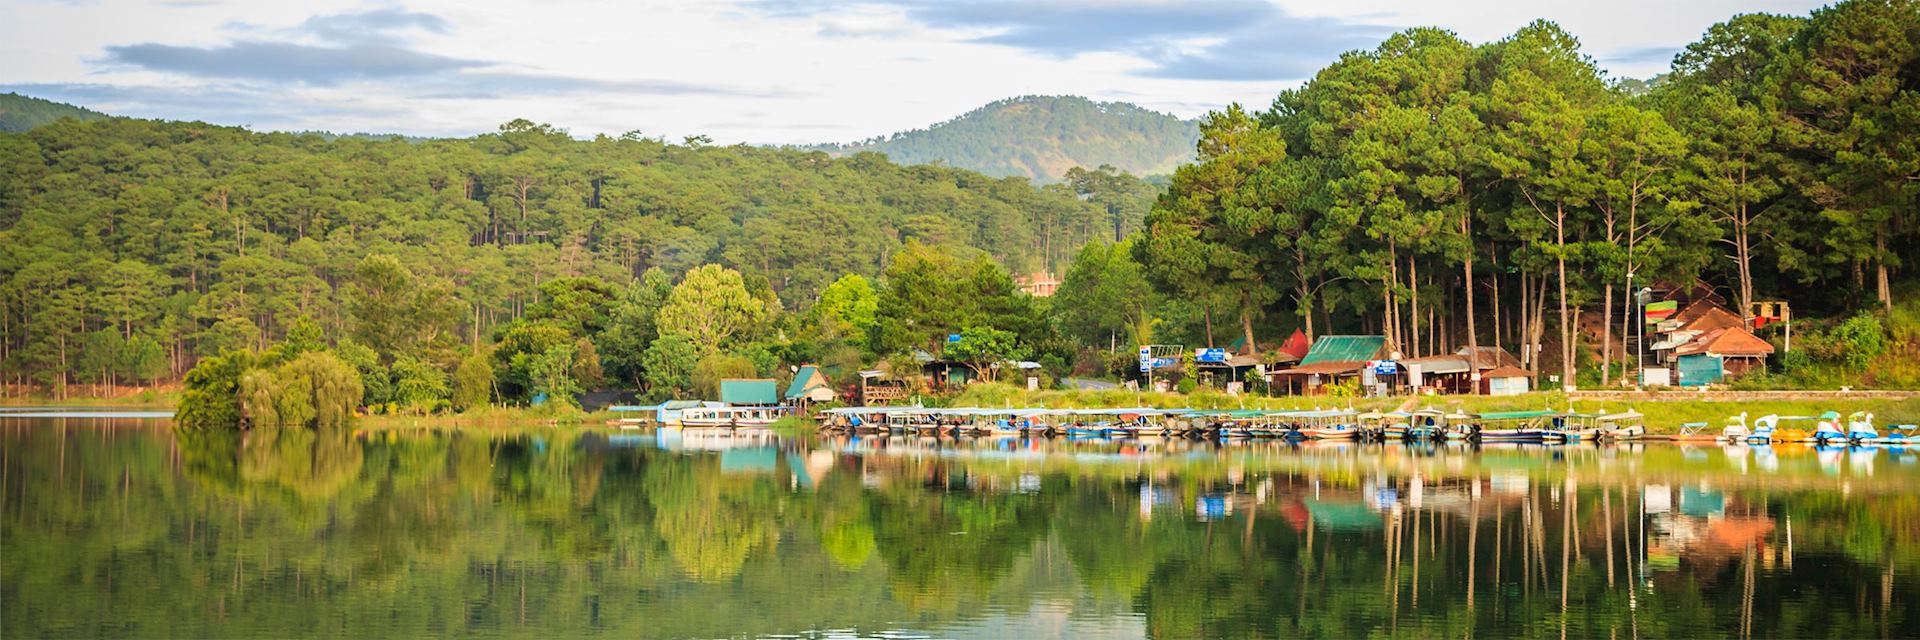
[720,379,780,406]
[1299,335,1386,365]
[784,366,819,399]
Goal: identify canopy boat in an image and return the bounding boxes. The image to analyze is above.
[1406,409,1446,440]
[1847,411,1880,444]
[679,405,793,428]
[1473,410,1558,442]
[1542,412,1602,443]
[1812,410,1849,445]
[1442,412,1476,441]
[1596,410,1646,441]
[1291,409,1361,440]
[1379,412,1412,441]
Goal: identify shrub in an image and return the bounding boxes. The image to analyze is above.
[451,351,494,412]
[1830,313,1888,368]
[177,351,255,429]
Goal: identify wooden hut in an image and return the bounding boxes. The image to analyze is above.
[1673,326,1774,386]
[1481,366,1534,396]
[1401,345,1525,394]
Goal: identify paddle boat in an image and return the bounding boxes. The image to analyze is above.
[1743,414,1780,444]
[1812,410,1850,445]
[1596,410,1646,441]
[1846,411,1880,444]
[1673,421,1721,443]
[1879,424,1918,447]
[1718,412,1753,444]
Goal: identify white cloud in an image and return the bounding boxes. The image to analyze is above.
[0,0,1829,144]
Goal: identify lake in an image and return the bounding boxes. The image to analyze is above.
[3,416,1917,638]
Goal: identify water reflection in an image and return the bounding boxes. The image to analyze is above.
[3,419,1918,638]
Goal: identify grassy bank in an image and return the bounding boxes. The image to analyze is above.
[948,383,1920,433]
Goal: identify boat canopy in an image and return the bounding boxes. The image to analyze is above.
[1476,409,1560,420]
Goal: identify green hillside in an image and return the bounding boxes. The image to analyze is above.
[0,93,110,132]
[812,95,1198,182]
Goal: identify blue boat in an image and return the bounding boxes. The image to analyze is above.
[1812,410,1849,444]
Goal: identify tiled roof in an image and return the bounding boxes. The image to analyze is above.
[1675,327,1774,357]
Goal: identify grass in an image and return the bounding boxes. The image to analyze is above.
[948,382,1920,433]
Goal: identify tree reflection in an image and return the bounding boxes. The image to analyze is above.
[5,423,1920,638]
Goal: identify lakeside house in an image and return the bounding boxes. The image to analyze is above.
[784,365,836,407]
[1401,346,1529,394]
[1268,335,1389,395]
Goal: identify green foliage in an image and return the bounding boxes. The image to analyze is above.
[943,326,1025,383]
[692,353,757,400]
[238,351,363,431]
[1053,239,1155,348]
[811,95,1198,181]
[640,335,700,398]
[333,340,390,407]
[657,264,769,356]
[176,351,254,428]
[451,350,495,412]
[390,356,452,414]
[1829,313,1889,368]
[347,254,460,362]
[526,344,583,409]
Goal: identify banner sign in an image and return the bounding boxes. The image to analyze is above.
[1644,300,1678,324]
[1371,360,1400,375]
[1196,348,1229,363]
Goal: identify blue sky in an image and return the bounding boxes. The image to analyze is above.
[1,0,1828,144]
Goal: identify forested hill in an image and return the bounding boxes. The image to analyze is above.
[0,93,111,132]
[810,95,1199,182]
[0,117,1156,386]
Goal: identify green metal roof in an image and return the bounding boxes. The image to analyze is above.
[1477,409,1558,420]
[1298,335,1386,365]
[784,366,819,400]
[719,379,780,406]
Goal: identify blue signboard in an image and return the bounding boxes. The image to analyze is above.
[947,334,962,343]
[1371,360,1400,375]
[1196,348,1229,363]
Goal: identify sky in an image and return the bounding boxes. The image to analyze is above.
[1,0,1829,145]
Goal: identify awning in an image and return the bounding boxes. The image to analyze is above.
[1401,356,1471,375]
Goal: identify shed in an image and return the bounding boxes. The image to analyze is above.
[784,365,836,406]
[858,369,909,405]
[719,379,781,406]
[1482,366,1533,396]
[1680,305,1745,333]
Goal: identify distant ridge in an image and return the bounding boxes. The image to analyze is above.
[810,95,1199,182]
[0,93,111,132]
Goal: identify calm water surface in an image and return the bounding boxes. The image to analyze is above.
[4,416,1918,639]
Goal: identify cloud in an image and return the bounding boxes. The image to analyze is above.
[749,0,1388,81]
[296,8,449,44]
[1600,45,1679,66]
[103,41,482,84]
[93,8,788,98]
[0,82,420,129]
[412,72,795,99]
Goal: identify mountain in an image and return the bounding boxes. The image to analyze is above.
[811,95,1200,182]
[0,93,111,132]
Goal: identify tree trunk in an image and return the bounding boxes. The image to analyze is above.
[1409,255,1422,358]
[1464,217,1480,385]
[1876,228,1891,314]
[1556,203,1573,391]
[1602,287,1614,386]
[1240,293,1256,356]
